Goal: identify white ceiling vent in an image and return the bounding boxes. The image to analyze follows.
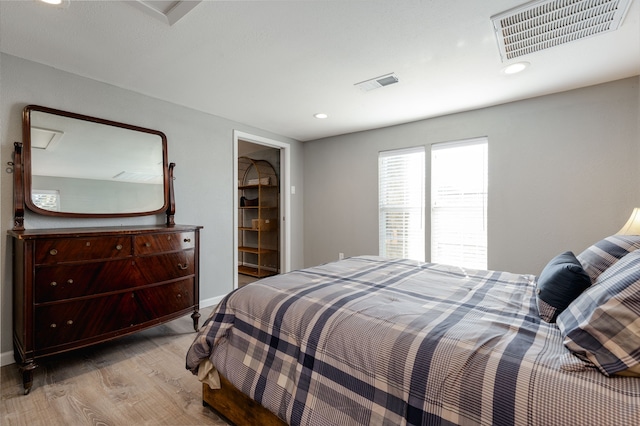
[355,73,399,92]
[491,0,633,61]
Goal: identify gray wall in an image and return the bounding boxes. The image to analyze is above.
[32,176,164,213]
[0,54,305,361]
[303,77,640,274]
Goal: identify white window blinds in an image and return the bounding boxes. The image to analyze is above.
[379,146,425,261]
[32,189,60,212]
[431,138,487,269]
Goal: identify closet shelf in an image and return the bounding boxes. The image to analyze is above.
[238,265,278,278]
[238,246,277,255]
[238,156,279,279]
[239,184,278,190]
[239,206,277,209]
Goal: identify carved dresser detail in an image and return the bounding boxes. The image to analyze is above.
[10,225,202,394]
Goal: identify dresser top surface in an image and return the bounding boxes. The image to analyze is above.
[8,224,202,240]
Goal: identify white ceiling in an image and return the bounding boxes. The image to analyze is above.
[1,0,638,142]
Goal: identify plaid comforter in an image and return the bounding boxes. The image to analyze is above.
[186,256,640,425]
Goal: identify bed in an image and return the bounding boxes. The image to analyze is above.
[186,235,640,425]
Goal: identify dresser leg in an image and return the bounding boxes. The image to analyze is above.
[18,361,37,395]
[191,309,201,331]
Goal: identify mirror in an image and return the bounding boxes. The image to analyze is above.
[21,105,169,218]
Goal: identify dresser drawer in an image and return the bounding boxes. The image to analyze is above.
[34,259,143,303]
[34,278,196,350]
[34,292,138,350]
[35,236,132,265]
[134,278,195,321]
[134,250,195,282]
[135,231,195,255]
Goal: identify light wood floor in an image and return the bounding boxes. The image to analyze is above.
[1,306,230,426]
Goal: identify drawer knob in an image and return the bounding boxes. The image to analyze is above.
[67,279,74,284]
[178,263,189,270]
[145,242,151,247]
[50,323,57,328]
[50,281,57,287]
[66,320,74,325]
[183,238,191,243]
[116,244,123,250]
[86,242,91,247]
[49,249,58,256]
[177,293,182,298]
[167,236,172,241]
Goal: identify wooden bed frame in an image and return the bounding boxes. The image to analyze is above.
[202,374,287,426]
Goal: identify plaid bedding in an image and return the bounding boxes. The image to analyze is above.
[186,256,640,425]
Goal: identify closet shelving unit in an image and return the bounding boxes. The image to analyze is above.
[237,156,279,278]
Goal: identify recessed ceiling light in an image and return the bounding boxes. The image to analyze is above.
[314,113,328,119]
[38,0,70,7]
[502,61,530,75]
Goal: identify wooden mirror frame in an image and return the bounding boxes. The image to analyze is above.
[13,105,175,230]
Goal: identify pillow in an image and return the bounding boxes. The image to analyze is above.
[535,251,591,323]
[616,363,640,378]
[557,249,640,376]
[576,235,640,283]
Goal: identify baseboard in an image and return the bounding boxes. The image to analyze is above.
[0,294,227,368]
[1,350,15,367]
[200,295,224,309]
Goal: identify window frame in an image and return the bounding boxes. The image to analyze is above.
[31,189,61,212]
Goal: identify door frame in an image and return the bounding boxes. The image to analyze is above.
[233,130,291,289]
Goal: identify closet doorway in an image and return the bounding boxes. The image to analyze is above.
[233,131,291,289]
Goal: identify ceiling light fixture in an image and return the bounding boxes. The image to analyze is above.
[502,61,530,74]
[314,113,328,119]
[38,0,70,8]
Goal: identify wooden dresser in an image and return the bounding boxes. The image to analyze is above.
[9,224,202,394]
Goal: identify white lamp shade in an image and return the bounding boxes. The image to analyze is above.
[616,208,640,235]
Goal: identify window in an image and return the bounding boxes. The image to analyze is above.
[32,189,60,211]
[379,146,425,261]
[431,138,487,269]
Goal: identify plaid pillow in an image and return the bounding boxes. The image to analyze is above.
[557,250,640,376]
[576,235,640,283]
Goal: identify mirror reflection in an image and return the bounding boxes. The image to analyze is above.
[26,107,167,216]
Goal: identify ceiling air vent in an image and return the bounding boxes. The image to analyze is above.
[491,0,633,61]
[355,73,399,92]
